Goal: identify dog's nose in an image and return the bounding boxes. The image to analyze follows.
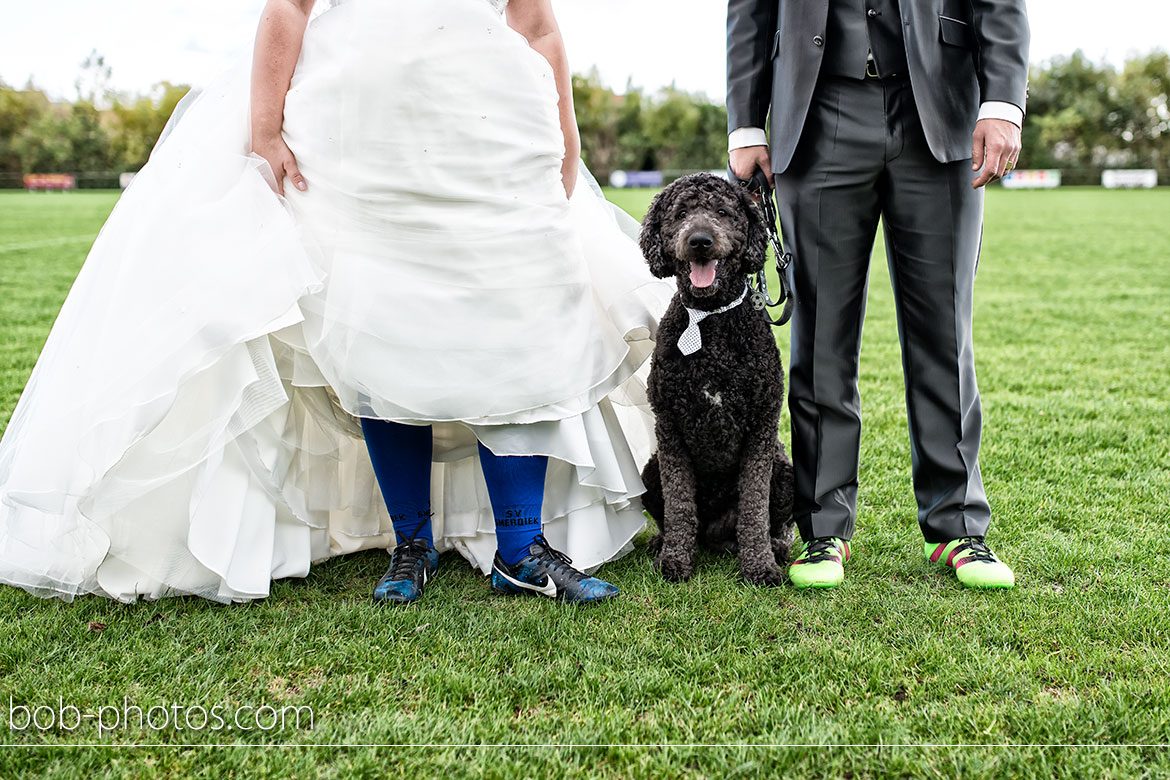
[688,231,714,250]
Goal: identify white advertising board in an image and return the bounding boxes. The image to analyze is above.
[1102,169,1157,188]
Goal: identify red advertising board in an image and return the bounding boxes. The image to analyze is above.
[24,174,76,191]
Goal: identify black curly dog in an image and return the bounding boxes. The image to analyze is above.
[639,173,795,585]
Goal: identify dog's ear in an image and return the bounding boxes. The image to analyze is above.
[737,185,768,274]
[639,188,675,279]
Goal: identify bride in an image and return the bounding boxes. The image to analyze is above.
[0,0,671,604]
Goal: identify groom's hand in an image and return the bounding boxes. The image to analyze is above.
[971,118,1021,190]
[729,145,774,191]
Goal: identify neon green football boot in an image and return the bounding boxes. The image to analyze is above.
[789,537,850,589]
[925,537,1015,589]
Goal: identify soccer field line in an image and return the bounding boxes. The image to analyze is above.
[0,235,95,254]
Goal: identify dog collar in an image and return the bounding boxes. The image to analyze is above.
[678,284,750,356]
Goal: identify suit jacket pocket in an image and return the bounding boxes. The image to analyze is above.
[938,15,977,50]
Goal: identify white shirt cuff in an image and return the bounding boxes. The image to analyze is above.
[728,127,769,152]
[978,101,1024,127]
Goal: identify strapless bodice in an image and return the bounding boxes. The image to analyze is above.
[323,0,507,11]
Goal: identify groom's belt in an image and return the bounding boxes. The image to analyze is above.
[822,70,909,84]
[864,70,908,82]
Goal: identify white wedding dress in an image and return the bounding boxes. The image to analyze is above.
[0,0,673,603]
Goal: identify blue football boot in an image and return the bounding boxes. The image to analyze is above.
[372,538,438,605]
[490,534,619,604]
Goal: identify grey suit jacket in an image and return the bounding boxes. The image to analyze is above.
[727,0,1030,173]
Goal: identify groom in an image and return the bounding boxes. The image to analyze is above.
[726,0,1029,589]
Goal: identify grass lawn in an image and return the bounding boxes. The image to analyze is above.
[1,186,1169,778]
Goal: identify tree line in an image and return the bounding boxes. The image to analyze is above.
[1020,51,1169,184]
[572,51,1170,185]
[0,53,190,188]
[0,50,1166,188]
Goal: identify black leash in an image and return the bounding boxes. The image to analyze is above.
[731,167,794,327]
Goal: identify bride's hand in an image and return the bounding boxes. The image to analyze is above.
[252,133,306,196]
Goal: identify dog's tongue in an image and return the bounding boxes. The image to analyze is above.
[689,260,718,289]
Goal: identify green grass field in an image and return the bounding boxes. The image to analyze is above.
[1,187,1169,778]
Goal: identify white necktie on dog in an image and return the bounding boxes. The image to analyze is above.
[678,284,750,356]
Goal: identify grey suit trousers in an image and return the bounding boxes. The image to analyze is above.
[774,74,990,544]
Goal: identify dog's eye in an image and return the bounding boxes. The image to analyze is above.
[678,209,687,218]
[717,209,727,216]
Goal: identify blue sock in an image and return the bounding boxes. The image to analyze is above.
[362,419,434,548]
[477,441,547,566]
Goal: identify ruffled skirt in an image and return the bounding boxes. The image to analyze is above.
[0,0,672,603]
